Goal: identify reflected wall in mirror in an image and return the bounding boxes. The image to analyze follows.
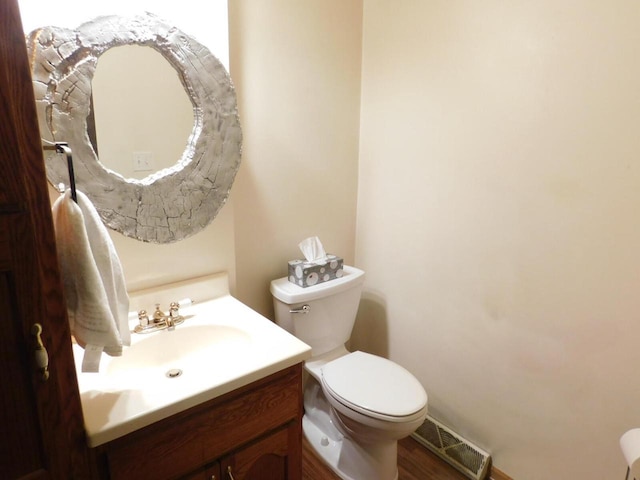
[27,13,242,243]
[91,45,194,181]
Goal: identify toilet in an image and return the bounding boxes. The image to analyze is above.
[270,265,427,480]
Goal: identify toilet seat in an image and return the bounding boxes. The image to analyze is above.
[321,351,427,423]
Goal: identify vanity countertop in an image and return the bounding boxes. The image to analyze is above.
[72,274,311,447]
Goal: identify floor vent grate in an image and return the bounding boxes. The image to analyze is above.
[411,415,491,480]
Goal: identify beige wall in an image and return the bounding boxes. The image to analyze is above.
[229,0,362,317]
[355,1,640,478]
[22,0,362,309]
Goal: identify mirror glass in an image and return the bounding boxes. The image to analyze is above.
[91,45,194,181]
[26,13,242,243]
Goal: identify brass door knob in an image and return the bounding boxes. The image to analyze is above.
[31,323,49,381]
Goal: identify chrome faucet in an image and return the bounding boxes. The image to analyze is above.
[134,301,185,334]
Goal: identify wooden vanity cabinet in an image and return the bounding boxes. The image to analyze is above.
[94,363,303,480]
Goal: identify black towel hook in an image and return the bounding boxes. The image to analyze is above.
[43,141,77,203]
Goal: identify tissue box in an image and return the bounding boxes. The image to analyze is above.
[288,254,344,288]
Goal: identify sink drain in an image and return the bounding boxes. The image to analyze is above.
[166,368,183,378]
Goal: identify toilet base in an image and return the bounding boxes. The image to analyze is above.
[303,414,399,480]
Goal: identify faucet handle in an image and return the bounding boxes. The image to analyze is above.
[169,301,180,318]
[138,309,149,326]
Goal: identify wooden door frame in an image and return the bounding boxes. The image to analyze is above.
[0,0,90,477]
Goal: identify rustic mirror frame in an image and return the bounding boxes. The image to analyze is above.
[27,13,242,243]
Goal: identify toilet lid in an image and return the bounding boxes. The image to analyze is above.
[321,351,427,419]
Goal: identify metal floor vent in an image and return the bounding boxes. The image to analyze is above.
[411,414,491,480]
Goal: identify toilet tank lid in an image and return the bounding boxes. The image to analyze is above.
[270,265,365,304]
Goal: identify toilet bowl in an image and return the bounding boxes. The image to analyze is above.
[271,266,428,480]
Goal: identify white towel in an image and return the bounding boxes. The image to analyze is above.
[52,190,130,372]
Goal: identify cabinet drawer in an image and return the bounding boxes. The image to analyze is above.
[101,364,302,480]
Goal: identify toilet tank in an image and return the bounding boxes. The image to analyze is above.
[270,265,365,357]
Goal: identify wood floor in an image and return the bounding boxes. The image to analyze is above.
[302,435,469,480]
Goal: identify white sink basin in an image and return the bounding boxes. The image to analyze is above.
[106,324,252,377]
[72,274,311,447]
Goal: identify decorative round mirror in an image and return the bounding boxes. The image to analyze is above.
[27,13,242,243]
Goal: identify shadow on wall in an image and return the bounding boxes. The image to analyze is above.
[350,291,389,357]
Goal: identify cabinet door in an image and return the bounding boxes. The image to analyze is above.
[0,0,88,478]
[0,217,48,479]
[221,425,300,480]
[180,462,221,480]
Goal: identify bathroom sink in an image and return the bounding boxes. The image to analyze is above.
[106,324,252,377]
[72,273,311,447]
